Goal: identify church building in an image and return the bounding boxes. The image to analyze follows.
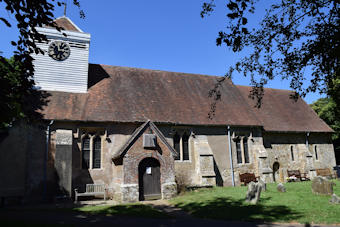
[0,17,337,203]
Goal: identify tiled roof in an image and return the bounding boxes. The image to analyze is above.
[42,64,260,127]
[237,85,333,132]
[44,16,81,32]
[41,64,333,132]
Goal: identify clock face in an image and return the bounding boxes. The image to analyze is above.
[48,41,70,61]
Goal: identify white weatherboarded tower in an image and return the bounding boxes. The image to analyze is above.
[32,16,91,93]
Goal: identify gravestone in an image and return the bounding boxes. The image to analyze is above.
[311,176,335,195]
[245,181,262,204]
[277,183,286,192]
[329,194,340,204]
[258,179,266,192]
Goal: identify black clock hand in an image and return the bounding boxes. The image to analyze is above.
[54,46,59,56]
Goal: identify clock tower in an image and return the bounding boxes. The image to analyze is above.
[32,16,91,93]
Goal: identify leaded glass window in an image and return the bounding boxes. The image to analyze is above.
[82,136,90,169]
[291,146,294,161]
[236,139,242,164]
[173,133,180,160]
[182,133,189,161]
[243,137,249,163]
[315,145,318,160]
[93,136,101,169]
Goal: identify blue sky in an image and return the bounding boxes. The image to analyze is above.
[0,0,324,104]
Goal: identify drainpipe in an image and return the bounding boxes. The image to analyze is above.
[44,120,54,201]
[227,126,235,187]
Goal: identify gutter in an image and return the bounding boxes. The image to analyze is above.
[44,120,54,201]
[227,125,235,187]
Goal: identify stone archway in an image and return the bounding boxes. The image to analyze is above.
[138,157,161,201]
[272,162,280,182]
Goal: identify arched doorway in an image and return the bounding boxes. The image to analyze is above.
[272,162,280,182]
[138,157,161,201]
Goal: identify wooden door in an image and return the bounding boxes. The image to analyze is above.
[273,162,280,182]
[138,158,161,201]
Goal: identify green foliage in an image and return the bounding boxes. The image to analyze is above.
[202,0,340,108]
[311,97,340,153]
[311,98,339,140]
[171,181,340,224]
[0,0,84,129]
[0,57,48,128]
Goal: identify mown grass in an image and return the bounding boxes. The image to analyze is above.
[73,203,169,218]
[170,180,340,224]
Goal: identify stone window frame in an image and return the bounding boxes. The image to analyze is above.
[80,130,104,170]
[233,135,251,165]
[171,128,192,162]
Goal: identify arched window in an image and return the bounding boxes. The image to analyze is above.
[236,139,242,164]
[290,146,294,161]
[315,145,318,160]
[173,133,180,160]
[182,133,189,161]
[243,137,249,163]
[82,135,90,169]
[93,136,101,169]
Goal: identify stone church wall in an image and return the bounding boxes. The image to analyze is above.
[1,121,336,203]
[262,132,336,182]
[229,127,263,185]
[53,122,137,200]
[0,123,48,203]
[308,133,336,171]
[158,125,263,187]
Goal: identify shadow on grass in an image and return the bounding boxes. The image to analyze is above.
[73,203,169,219]
[175,196,302,222]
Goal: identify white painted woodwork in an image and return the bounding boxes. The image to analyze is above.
[32,20,91,93]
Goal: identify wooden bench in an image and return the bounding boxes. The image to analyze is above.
[239,173,259,186]
[74,184,107,202]
[316,168,337,179]
[287,170,309,181]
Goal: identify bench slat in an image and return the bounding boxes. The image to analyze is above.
[239,173,258,186]
[75,184,106,202]
[316,168,336,178]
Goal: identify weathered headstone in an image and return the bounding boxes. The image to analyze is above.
[277,183,286,192]
[329,194,340,204]
[245,181,262,204]
[258,179,266,192]
[311,176,335,195]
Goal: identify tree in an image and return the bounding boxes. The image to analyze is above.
[0,0,84,129]
[202,0,339,108]
[0,57,49,129]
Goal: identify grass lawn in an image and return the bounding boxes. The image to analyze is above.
[170,180,340,224]
[73,203,169,218]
